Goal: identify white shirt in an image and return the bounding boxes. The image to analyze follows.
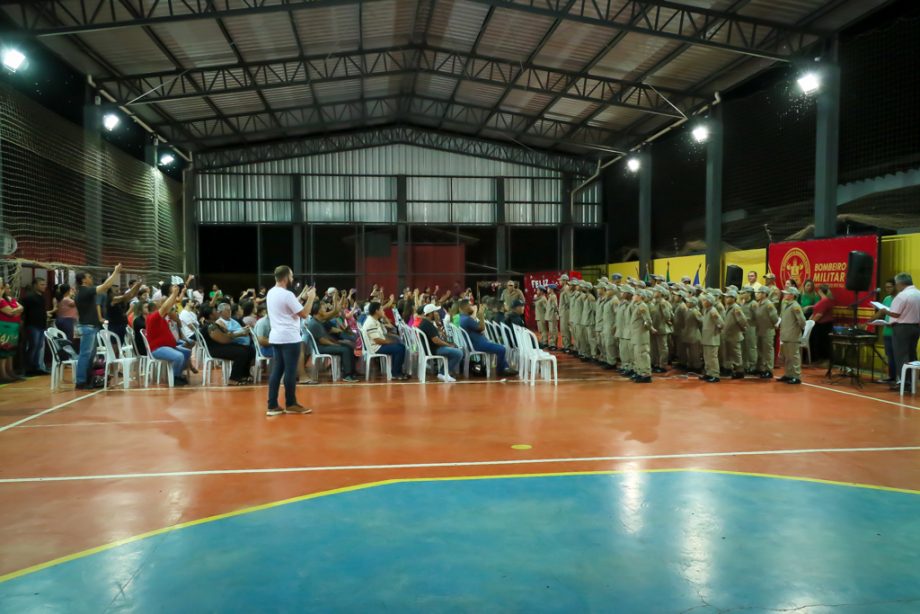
[179,309,198,339]
[361,316,387,354]
[890,285,920,324]
[266,286,304,344]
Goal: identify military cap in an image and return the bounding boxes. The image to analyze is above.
[782,286,799,296]
[611,273,623,280]
[754,285,768,294]
[681,276,692,283]
[700,293,715,303]
[621,285,635,295]
[636,280,647,288]
[725,289,738,298]
[709,288,723,297]
[726,285,739,292]
[763,273,776,280]
[740,286,755,294]
[559,274,570,281]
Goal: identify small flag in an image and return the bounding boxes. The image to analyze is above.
[666,262,671,283]
[693,264,700,286]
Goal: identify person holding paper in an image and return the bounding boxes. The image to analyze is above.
[876,273,920,392]
[874,279,897,383]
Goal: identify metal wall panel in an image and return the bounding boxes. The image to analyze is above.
[505,202,532,225]
[505,178,533,203]
[353,202,396,223]
[408,177,450,202]
[451,178,494,202]
[249,201,292,223]
[198,200,245,223]
[307,201,350,223]
[533,178,563,203]
[574,204,601,226]
[452,202,495,224]
[408,202,451,224]
[534,203,562,225]
[576,181,601,204]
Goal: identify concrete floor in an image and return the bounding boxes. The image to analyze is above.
[1,356,919,611]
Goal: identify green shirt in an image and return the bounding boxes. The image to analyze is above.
[798,292,820,308]
[882,294,894,337]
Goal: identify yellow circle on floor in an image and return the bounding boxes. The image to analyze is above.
[511,444,532,450]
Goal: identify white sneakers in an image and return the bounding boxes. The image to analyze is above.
[436,373,457,383]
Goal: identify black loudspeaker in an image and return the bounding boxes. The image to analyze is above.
[725,264,743,289]
[845,250,873,291]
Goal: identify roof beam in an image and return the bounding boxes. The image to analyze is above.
[463,0,824,61]
[15,0,365,36]
[156,93,623,149]
[194,125,595,174]
[98,45,703,117]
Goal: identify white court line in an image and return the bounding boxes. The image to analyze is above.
[17,419,215,429]
[2,445,919,484]
[0,391,104,434]
[803,381,920,411]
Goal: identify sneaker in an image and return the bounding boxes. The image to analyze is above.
[283,405,313,414]
[342,375,360,383]
[499,369,518,377]
[706,376,720,383]
[786,378,801,385]
[266,407,283,417]
[173,376,189,387]
[393,374,410,381]
[776,376,790,382]
[436,373,457,383]
[634,375,652,383]
[731,372,745,380]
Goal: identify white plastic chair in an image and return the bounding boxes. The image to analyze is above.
[45,328,77,391]
[499,322,519,369]
[900,361,920,396]
[514,324,557,385]
[398,322,419,377]
[358,326,392,381]
[98,330,137,389]
[302,326,340,382]
[800,319,816,364]
[447,322,493,378]
[249,328,273,382]
[194,329,231,386]
[139,330,174,388]
[413,328,449,383]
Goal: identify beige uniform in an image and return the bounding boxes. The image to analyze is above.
[581,293,597,358]
[701,305,724,378]
[767,285,782,309]
[741,299,758,372]
[672,301,687,367]
[594,294,608,360]
[602,295,619,365]
[559,288,572,350]
[630,300,653,377]
[751,298,779,373]
[684,305,703,371]
[723,303,748,373]
[616,298,633,371]
[570,291,584,355]
[648,299,662,367]
[534,294,548,345]
[779,299,807,379]
[652,298,672,370]
[501,288,525,311]
[545,292,559,348]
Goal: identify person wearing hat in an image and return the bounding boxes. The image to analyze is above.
[533,287,549,347]
[684,296,704,372]
[778,286,806,384]
[601,284,619,369]
[545,284,559,350]
[615,285,634,375]
[763,273,781,308]
[501,280,525,311]
[593,283,608,362]
[652,286,673,373]
[699,293,724,382]
[418,303,461,382]
[671,291,688,369]
[579,283,595,360]
[559,276,574,353]
[629,289,654,383]
[751,285,779,378]
[570,282,586,358]
[739,287,759,374]
[722,289,748,379]
[507,299,527,329]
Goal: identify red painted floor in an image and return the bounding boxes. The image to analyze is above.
[1,355,918,578]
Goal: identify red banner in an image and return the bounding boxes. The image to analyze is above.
[522,270,583,327]
[767,235,879,324]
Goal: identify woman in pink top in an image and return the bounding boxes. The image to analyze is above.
[52,284,78,341]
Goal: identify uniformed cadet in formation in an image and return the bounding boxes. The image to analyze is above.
[763,273,782,308]
[558,274,572,352]
[545,285,559,350]
[520,269,806,388]
[751,285,779,378]
[501,281,525,311]
[533,286,549,347]
[778,286,806,384]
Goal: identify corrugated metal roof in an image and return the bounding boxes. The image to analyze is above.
[293,4,360,54]
[533,22,617,72]
[476,10,554,62]
[150,21,238,68]
[426,0,491,51]
[76,30,175,74]
[362,0,416,48]
[223,13,299,63]
[416,74,459,99]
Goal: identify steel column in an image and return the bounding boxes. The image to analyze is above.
[560,175,574,271]
[638,150,652,280]
[396,175,408,290]
[814,62,840,239]
[705,109,724,289]
[496,177,507,279]
[83,88,103,267]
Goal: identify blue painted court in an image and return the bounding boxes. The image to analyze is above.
[2,471,919,612]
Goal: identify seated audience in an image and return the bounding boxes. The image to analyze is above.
[418,303,460,382]
[145,286,191,386]
[216,303,251,345]
[241,301,258,328]
[361,301,409,380]
[53,284,78,341]
[306,302,359,382]
[200,304,255,385]
[458,299,517,376]
[253,313,273,358]
[506,299,526,328]
[132,301,154,356]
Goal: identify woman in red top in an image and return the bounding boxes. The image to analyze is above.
[809,284,836,362]
[0,278,25,383]
[145,286,191,386]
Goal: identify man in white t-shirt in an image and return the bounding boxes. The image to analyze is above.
[266,265,316,416]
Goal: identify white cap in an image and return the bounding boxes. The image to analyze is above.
[423,303,440,315]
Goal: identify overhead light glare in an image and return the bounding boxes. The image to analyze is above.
[797,72,820,95]
[691,125,709,143]
[626,157,641,173]
[2,49,26,72]
[103,113,120,132]
[159,153,175,166]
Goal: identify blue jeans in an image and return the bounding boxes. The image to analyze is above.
[436,346,463,374]
[470,338,508,371]
[268,342,300,409]
[76,324,99,385]
[151,345,191,378]
[25,325,47,372]
[376,343,405,376]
